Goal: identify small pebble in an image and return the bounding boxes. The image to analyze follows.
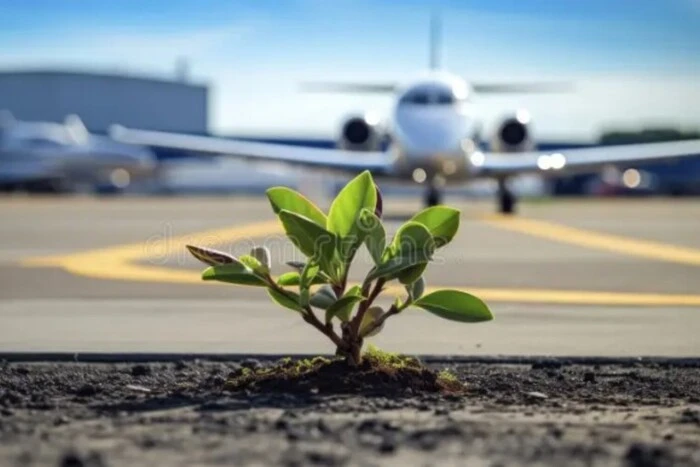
[131,365,151,377]
[584,371,596,383]
[75,384,99,397]
[126,384,151,393]
[59,452,85,467]
[379,438,396,454]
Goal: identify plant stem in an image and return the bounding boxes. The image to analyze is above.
[302,305,347,349]
[267,280,346,350]
[349,278,385,340]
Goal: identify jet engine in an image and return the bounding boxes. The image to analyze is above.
[337,113,383,151]
[490,110,535,153]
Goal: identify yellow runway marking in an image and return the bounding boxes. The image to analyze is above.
[482,215,700,266]
[22,220,284,283]
[20,217,700,307]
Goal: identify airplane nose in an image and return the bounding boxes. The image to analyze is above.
[395,110,465,154]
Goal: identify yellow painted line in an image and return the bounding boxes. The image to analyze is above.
[21,220,284,283]
[481,215,700,266]
[19,218,700,307]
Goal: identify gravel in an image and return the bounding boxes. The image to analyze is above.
[0,358,698,466]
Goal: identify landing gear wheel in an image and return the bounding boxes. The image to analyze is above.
[424,185,442,207]
[497,179,516,215]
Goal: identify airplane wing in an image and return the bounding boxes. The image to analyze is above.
[299,82,398,94]
[108,126,395,176]
[475,139,700,178]
[298,81,572,95]
[110,125,700,181]
[471,82,574,94]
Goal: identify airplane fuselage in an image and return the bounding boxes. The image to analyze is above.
[382,71,483,185]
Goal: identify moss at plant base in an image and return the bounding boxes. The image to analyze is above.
[224,347,464,395]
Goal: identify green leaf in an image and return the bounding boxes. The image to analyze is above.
[277,271,329,287]
[266,187,327,227]
[309,285,337,310]
[397,263,427,285]
[324,285,364,323]
[413,289,493,323]
[360,208,386,265]
[327,171,377,238]
[389,221,435,258]
[267,287,304,313]
[409,206,461,248]
[345,284,363,297]
[239,254,270,276]
[300,262,320,289]
[367,222,435,282]
[366,257,417,282]
[359,306,385,337]
[277,271,301,286]
[186,244,237,266]
[299,262,320,307]
[202,264,268,287]
[277,210,339,279]
[406,276,426,301]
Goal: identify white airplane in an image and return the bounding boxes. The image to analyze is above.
[0,111,158,193]
[108,16,700,213]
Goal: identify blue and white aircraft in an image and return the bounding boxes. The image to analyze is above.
[0,111,157,193]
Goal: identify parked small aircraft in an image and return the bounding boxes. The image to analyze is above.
[0,111,157,193]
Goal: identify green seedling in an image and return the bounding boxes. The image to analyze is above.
[185,170,493,366]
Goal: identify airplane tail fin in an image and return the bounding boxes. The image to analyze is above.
[64,114,89,144]
[429,11,441,70]
[299,11,442,94]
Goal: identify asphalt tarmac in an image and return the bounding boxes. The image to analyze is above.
[1,193,699,357]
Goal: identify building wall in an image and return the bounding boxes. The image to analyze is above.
[0,70,208,134]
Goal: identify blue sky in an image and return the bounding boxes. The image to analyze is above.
[1,0,699,140]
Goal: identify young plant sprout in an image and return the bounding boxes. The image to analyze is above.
[186,171,493,366]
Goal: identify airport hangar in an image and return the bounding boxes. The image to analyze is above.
[0,68,208,135]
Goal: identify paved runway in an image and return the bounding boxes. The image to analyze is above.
[1,193,699,357]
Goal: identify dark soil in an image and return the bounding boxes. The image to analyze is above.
[225,353,463,395]
[0,356,699,466]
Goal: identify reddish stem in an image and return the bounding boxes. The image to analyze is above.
[349,278,385,340]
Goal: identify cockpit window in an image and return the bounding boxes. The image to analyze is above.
[436,90,455,104]
[400,90,430,105]
[399,86,460,106]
